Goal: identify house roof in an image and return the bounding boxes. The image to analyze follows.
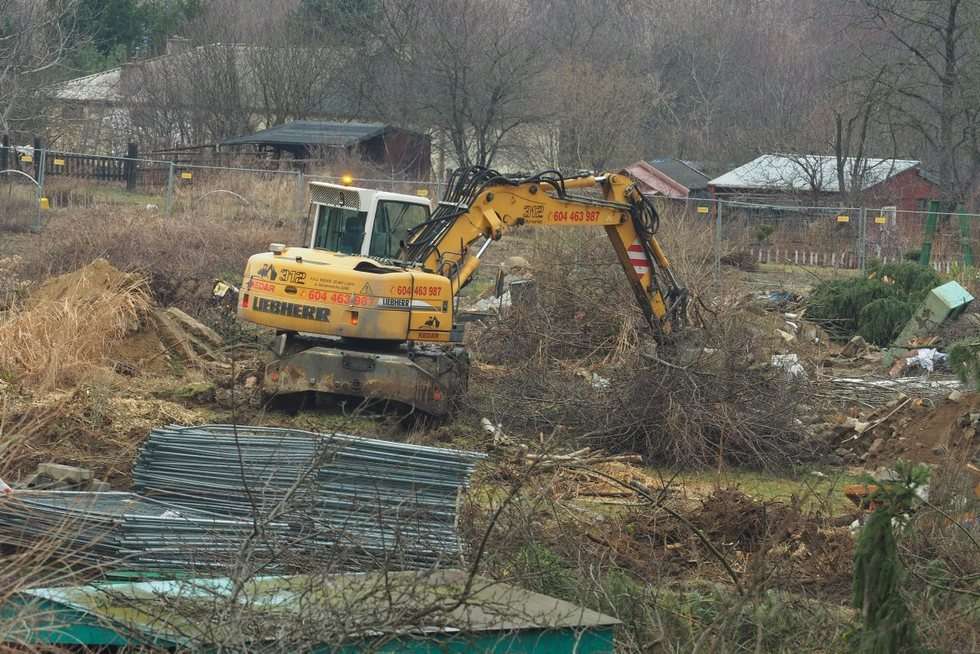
[46,44,362,117]
[648,158,710,190]
[49,68,123,103]
[709,154,921,192]
[221,121,393,148]
[16,570,620,646]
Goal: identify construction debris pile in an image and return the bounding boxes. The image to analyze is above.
[822,391,980,468]
[0,425,484,573]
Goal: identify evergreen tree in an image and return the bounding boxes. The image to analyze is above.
[71,0,202,71]
[851,462,930,654]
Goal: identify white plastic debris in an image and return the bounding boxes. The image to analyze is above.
[480,417,503,437]
[0,479,11,495]
[467,291,511,313]
[574,369,611,390]
[589,372,611,390]
[771,353,806,379]
[906,348,947,373]
[159,510,182,519]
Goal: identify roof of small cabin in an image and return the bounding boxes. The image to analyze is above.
[647,158,710,190]
[221,121,412,148]
[709,154,922,192]
[14,570,620,647]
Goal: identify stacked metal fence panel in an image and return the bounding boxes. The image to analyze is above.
[0,491,288,571]
[132,425,485,570]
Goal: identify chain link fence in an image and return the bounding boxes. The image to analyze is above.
[0,143,449,233]
[655,196,980,284]
[4,143,980,280]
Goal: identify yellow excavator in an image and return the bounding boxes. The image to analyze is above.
[228,166,687,415]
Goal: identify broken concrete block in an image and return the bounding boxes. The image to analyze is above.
[36,463,92,483]
[841,335,869,358]
[165,307,223,348]
[776,328,796,343]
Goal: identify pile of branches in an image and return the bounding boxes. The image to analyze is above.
[467,231,813,470]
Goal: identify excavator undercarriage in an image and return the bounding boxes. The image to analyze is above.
[264,333,468,415]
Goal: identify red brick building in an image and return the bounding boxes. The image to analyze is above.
[708,154,939,211]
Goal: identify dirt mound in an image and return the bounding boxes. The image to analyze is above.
[612,489,854,597]
[16,260,227,380]
[829,392,980,471]
[29,257,140,306]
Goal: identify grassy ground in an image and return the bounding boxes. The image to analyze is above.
[655,465,864,513]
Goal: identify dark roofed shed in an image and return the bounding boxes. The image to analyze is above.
[221,120,431,179]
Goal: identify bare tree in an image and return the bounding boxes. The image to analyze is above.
[856,0,980,205]
[244,22,355,128]
[551,62,664,171]
[830,68,895,204]
[0,0,79,134]
[353,0,547,171]
[127,43,253,147]
[127,1,358,149]
[648,0,829,163]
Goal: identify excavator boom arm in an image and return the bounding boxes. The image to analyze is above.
[403,168,687,334]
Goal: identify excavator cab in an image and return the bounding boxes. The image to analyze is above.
[307,182,431,259]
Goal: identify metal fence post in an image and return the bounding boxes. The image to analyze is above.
[125,142,138,192]
[294,170,305,213]
[32,146,46,233]
[714,199,723,283]
[858,207,867,272]
[164,162,175,215]
[957,207,974,268]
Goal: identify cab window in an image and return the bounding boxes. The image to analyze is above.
[313,205,367,254]
[368,201,429,259]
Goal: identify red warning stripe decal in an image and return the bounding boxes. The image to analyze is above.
[628,240,650,275]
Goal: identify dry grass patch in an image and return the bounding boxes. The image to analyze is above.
[21,205,298,319]
[0,260,150,392]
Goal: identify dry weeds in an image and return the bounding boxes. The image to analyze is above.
[19,196,298,320]
[467,228,812,469]
[0,260,150,392]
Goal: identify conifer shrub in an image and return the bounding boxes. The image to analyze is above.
[857,298,913,346]
[806,263,940,345]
